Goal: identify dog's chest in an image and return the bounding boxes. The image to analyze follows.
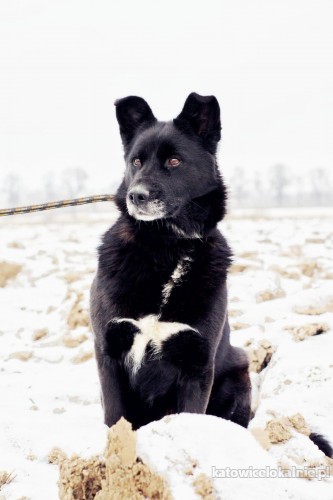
[110,242,194,315]
[112,254,196,376]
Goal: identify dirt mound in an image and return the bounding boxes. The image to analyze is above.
[57,418,170,500]
[246,339,275,372]
[0,470,15,491]
[0,261,22,287]
[293,291,333,315]
[67,293,90,330]
[265,413,310,445]
[285,323,329,341]
[255,287,285,303]
[193,473,215,500]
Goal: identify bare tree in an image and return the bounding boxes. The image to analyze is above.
[230,167,247,207]
[310,167,330,206]
[270,164,288,206]
[2,174,22,206]
[61,167,88,198]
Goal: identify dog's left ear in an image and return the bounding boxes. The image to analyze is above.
[115,96,156,147]
[174,92,221,154]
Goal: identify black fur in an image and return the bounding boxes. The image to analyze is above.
[309,433,333,458]
[90,92,251,430]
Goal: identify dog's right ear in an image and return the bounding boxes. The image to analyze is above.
[174,92,221,154]
[115,96,156,147]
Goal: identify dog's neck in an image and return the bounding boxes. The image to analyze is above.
[114,184,226,242]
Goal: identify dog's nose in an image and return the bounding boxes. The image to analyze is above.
[128,190,149,206]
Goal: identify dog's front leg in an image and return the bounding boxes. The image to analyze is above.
[177,368,214,414]
[95,346,126,427]
[162,328,214,414]
[95,318,139,427]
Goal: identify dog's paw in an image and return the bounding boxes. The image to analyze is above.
[162,330,209,377]
[105,320,139,358]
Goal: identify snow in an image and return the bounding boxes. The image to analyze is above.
[0,209,332,499]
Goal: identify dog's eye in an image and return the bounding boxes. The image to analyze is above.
[167,158,181,167]
[133,158,142,168]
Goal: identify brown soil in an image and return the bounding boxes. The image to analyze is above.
[57,418,171,500]
[285,323,329,342]
[0,261,22,287]
[193,473,215,499]
[32,328,49,341]
[67,293,90,329]
[265,413,310,445]
[256,288,285,303]
[246,339,275,372]
[0,470,16,491]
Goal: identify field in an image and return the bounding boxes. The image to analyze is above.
[0,208,333,499]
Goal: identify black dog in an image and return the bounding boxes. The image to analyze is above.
[90,92,251,430]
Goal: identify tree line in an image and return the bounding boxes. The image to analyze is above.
[1,165,332,210]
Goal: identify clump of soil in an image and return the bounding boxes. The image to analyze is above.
[0,470,16,490]
[269,264,300,280]
[0,261,22,287]
[64,273,81,284]
[231,322,251,331]
[193,473,216,500]
[245,339,275,372]
[300,259,320,277]
[59,454,106,500]
[293,298,333,315]
[256,287,285,303]
[250,428,271,450]
[228,309,243,318]
[67,293,90,329]
[285,323,328,341]
[288,413,310,435]
[193,473,215,500]
[62,333,88,348]
[49,447,67,465]
[57,418,171,500]
[7,240,25,249]
[32,328,49,341]
[9,351,33,362]
[70,350,93,364]
[265,413,310,445]
[265,418,292,444]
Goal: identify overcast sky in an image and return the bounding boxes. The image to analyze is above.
[0,0,332,200]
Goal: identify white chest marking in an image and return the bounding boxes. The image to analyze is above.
[161,255,193,306]
[167,222,202,239]
[115,315,197,375]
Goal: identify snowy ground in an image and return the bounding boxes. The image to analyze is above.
[0,208,332,499]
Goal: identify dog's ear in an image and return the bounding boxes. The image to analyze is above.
[174,93,221,153]
[115,96,156,147]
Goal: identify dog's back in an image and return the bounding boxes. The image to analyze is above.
[90,93,251,429]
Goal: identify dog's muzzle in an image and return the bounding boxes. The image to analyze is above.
[126,186,166,221]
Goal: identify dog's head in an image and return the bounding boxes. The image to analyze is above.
[114,92,227,237]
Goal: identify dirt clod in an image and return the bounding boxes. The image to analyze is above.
[265,418,292,443]
[265,414,310,445]
[0,471,16,490]
[71,350,93,364]
[0,261,22,287]
[247,339,275,372]
[256,288,285,303]
[193,473,215,500]
[58,418,171,500]
[67,293,90,329]
[251,428,271,450]
[9,351,33,362]
[62,333,88,348]
[32,328,48,341]
[288,413,310,436]
[285,323,329,341]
